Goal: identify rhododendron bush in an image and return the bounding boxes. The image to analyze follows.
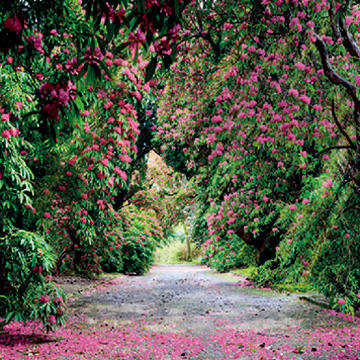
[0,0,188,328]
[155,0,360,312]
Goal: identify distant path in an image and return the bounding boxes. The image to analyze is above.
[68,264,360,359]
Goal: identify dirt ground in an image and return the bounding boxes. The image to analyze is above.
[62,264,360,359]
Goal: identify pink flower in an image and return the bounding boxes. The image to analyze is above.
[313,104,323,111]
[289,88,299,97]
[289,204,297,211]
[68,157,76,165]
[47,316,56,324]
[128,28,146,49]
[299,94,311,104]
[337,298,345,305]
[9,128,19,136]
[100,158,109,167]
[211,115,222,123]
[1,113,9,121]
[355,76,360,86]
[44,212,51,219]
[322,179,333,188]
[356,293,360,299]
[133,91,142,101]
[4,15,22,34]
[40,295,49,303]
[302,198,309,204]
[259,124,267,132]
[287,239,292,244]
[1,130,10,138]
[306,21,315,28]
[96,171,105,179]
[103,101,113,109]
[294,62,306,70]
[50,29,58,36]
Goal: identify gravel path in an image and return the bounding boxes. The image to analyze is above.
[66,264,360,359]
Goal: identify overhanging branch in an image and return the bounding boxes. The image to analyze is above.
[331,100,356,150]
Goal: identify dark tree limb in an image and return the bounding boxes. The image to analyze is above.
[339,17,360,62]
[328,7,341,41]
[331,100,356,150]
[317,145,354,156]
[313,32,360,154]
[314,33,358,103]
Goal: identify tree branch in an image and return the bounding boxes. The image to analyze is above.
[313,32,360,144]
[314,33,358,102]
[317,145,354,156]
[339,17,360,62]
[331,100,356,150]
[328,7,341,42]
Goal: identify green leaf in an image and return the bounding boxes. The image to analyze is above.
[145,57,158,82]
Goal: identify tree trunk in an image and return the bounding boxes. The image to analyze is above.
[183,222,192,262]
[235,215,281,264]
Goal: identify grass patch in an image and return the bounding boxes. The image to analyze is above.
[231,266,258,279]
[270,282,315,293]
[231,267,314,293]
[98,272,123,278]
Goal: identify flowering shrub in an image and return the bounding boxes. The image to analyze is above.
[0,0,188,329]
[155,0,360,313]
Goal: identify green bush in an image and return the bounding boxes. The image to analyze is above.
[203,235,257,273]
[119,206,159,275]
[122,236,155,275]
[0,230,66,331]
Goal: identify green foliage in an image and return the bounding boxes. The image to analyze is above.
[120,206,160,275]
[204,235,257,273]
[0,230,66,331]
[252,171,360,312]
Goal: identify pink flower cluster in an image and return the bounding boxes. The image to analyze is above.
[1,128,19,139]
[3,15,22,34]
[39,81,74,121]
